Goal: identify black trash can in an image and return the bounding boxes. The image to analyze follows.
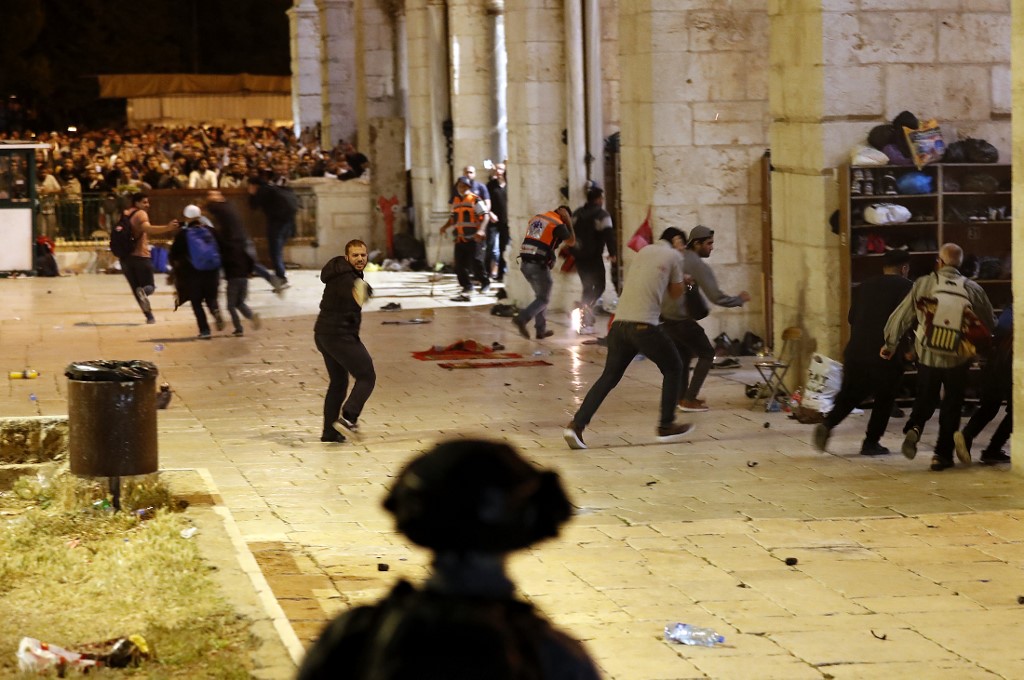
[65,360,159,478]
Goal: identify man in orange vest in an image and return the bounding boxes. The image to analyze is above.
[512,206,575,339]
[440,176,491,297]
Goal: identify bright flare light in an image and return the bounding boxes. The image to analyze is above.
[570,307,583,334]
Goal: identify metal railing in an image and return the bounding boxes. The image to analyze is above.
[41,188,318,246]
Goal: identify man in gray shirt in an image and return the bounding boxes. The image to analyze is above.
[564,227,696,449]
[661,225,750,412]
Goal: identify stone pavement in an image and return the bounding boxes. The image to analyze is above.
[3,269,1023,679]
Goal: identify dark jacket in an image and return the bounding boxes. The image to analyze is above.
[571,202,616,262]
[846,273,913,363]
[207,201,254,280]
[314,256,366,335]
[169,219,220,305]
[249,183,298,225]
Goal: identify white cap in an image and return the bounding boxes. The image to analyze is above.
[183,204,202,219]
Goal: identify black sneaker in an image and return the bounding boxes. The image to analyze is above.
[232,329,244,336]
[953,431,972,464]
[536,330,554,339]
[656,422,696,443]
[320,431,347,443]
[563,421,586,450]
[332,415,360,440]
[512,317,530,339]
[134,287,151,314]
[198,331,212,340]
[929,456,954,472]
[145,313,156,325]
[812,423,830,453]
[980,450,1011,465]
[901,427,921,459]
[860,441,891,456]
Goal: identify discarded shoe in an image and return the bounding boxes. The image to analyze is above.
[381,302,402,311]
[711,357,740,369]
[901,427,920,460]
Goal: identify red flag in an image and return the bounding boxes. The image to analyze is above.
[627,208,653,251]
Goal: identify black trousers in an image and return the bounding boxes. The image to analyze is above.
[315,332,376,436]
[453,240,488,291]
[824,356,904,443]
[962,352,1012,453]
[576,257,607,320]
[905,362,971,461]
[661,318,715,401]
[121,255,154,316]
[184,270,221,334]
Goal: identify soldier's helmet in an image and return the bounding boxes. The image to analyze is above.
[384,439,572,553]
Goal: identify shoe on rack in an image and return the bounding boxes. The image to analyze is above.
[859,441,891,456]
[656,422,696,443]
[812,423,830,453]
[251,312,262,330]
[953,431,972,464]
[901,427,921,460]
[980,449,1011,465]
[214,313,225,331]
[929,456,954,472]
[536,329,555,339]
[563,421,587,450]
[332,415,360,439]
[134,287,151,314]
[679,399,709,413]
[512,317,530,339]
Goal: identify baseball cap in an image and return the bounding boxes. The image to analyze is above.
[687,225,714,244]
[456,176,472,187]
[183,204,202,219]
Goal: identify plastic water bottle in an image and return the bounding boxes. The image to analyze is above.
[664,623,724,647]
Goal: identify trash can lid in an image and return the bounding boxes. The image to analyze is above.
[65,360,159,381]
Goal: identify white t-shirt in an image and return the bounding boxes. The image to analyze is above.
[613,240,685,325]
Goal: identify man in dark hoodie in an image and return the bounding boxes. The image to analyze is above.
[314,239,376,443]
[206,191,260,336]
[248,176,298,287]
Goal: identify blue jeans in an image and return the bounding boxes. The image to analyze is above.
[268,220,294,280]
[517,260,553,333]
[572,321,683,429]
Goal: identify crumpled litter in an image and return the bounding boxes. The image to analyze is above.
[17,634,150,672]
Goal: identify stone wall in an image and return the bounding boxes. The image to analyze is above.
[288,178,373,267]
[770,0,1012,360]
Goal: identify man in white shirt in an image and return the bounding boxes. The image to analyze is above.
[564,227,696,449]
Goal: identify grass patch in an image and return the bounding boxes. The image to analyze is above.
[0,467,258,677]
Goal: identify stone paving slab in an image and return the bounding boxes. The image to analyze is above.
[2,271,1023,679]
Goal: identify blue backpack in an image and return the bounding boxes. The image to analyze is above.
[185,225,222,271]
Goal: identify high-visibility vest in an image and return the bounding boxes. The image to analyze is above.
[450,192,485,242]
[520,211,564,265]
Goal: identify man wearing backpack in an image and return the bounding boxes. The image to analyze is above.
[170,205,224,339]
[882,243,995,471]
[113,193,180,324]
[247,176,298,288]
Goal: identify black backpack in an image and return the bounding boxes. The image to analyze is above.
[110,209,137,258]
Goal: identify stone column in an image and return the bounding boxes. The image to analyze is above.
[289,0,323,139]
[487,0,508,162]
[1012,6,1023,477]
[318,0,358,147]
[447,0,495,171]
[406,0,453,251]
[618,2,769,341]
[504,0,571,306]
